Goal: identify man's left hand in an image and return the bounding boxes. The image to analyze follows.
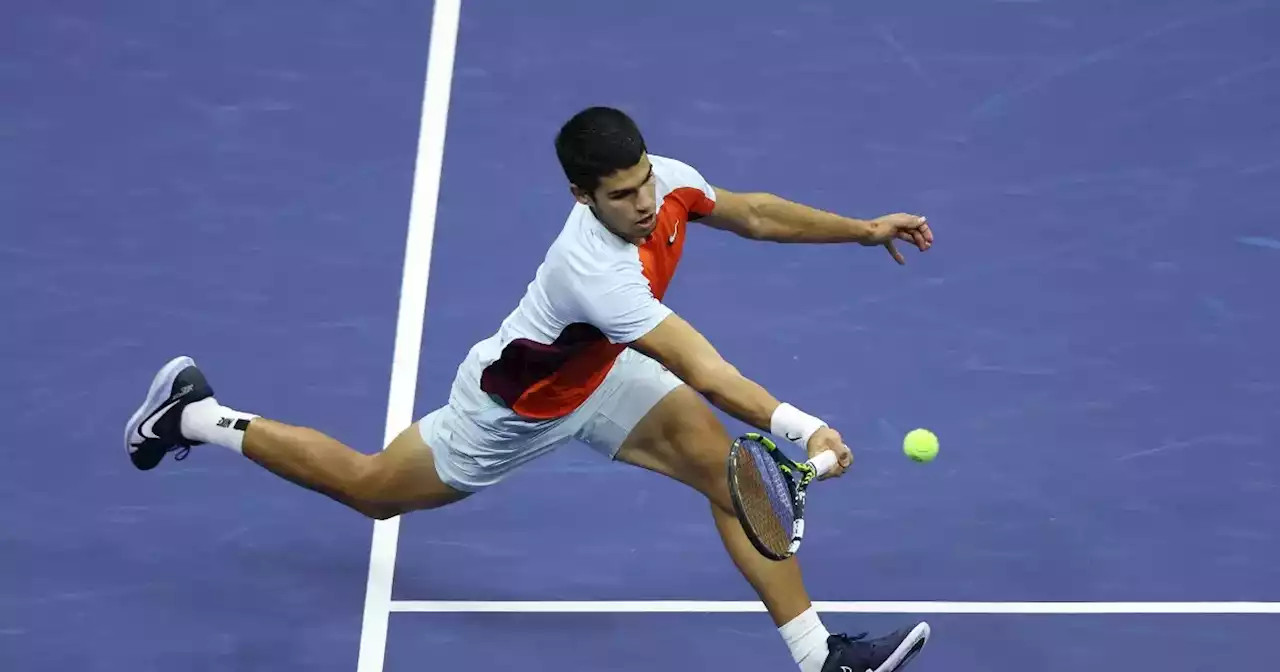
[863,213,933,264]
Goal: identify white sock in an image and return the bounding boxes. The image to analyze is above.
[779,607,830,672]
[180,397,257,454]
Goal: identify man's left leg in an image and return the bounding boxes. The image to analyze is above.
[577,352,928,672]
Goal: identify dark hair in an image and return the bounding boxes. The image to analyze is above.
[554,106,647,194]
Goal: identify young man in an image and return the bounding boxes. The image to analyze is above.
[125,106,934,672]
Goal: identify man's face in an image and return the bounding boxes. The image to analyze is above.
[574,154,657,244]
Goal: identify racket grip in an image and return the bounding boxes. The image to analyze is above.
[809,449,838,477]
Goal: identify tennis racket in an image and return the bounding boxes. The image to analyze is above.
[727,432,839,561]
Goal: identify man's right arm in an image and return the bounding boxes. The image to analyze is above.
[564,258,837,464]
[629,312,781,432]
[630,314,851,476]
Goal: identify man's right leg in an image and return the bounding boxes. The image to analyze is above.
[124,356,470,519]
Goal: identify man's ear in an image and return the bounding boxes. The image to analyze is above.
[569,184,592,206]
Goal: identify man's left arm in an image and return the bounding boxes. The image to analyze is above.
[697,186,934,263]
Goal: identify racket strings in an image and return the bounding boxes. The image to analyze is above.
[735,440,796,555]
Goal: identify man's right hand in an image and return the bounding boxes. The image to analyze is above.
[807,427,853,479]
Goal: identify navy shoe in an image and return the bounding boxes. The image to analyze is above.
[820,622,930,672]
[123,356,213,470]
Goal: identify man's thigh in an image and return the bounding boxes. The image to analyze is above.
[574,348,688,459]
[577,350,734,506]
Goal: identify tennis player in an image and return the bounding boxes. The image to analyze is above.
[125,106,933,672]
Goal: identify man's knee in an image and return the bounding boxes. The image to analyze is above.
[362,503,405,520]
[347,465,436,520]
[348,498,401,520]
[340,455,399,518]
[351,431,473,515]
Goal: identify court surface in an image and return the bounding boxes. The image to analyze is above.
[4,1,1280,670]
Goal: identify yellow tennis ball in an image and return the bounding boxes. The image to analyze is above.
[903,429,939,462]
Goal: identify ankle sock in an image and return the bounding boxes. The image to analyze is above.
[779,607,830,672]
[180,397,257,453]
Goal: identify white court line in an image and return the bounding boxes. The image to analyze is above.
[355,1,462,672]
[389,600,1280,615]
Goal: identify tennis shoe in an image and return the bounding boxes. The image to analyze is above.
[123,355,213,470]
[820,622,929,672]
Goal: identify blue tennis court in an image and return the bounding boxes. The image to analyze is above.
[4,1,1279,670]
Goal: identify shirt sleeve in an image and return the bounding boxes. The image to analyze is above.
[652,155,717,220]
[567,260,673,344]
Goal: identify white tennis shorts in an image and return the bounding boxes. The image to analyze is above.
[416,348,683,492]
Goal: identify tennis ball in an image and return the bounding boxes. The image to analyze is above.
[903,429,939,462]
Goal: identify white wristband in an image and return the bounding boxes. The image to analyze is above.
[770,403,827,447]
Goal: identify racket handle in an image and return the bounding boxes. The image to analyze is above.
[809,449,838,477]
